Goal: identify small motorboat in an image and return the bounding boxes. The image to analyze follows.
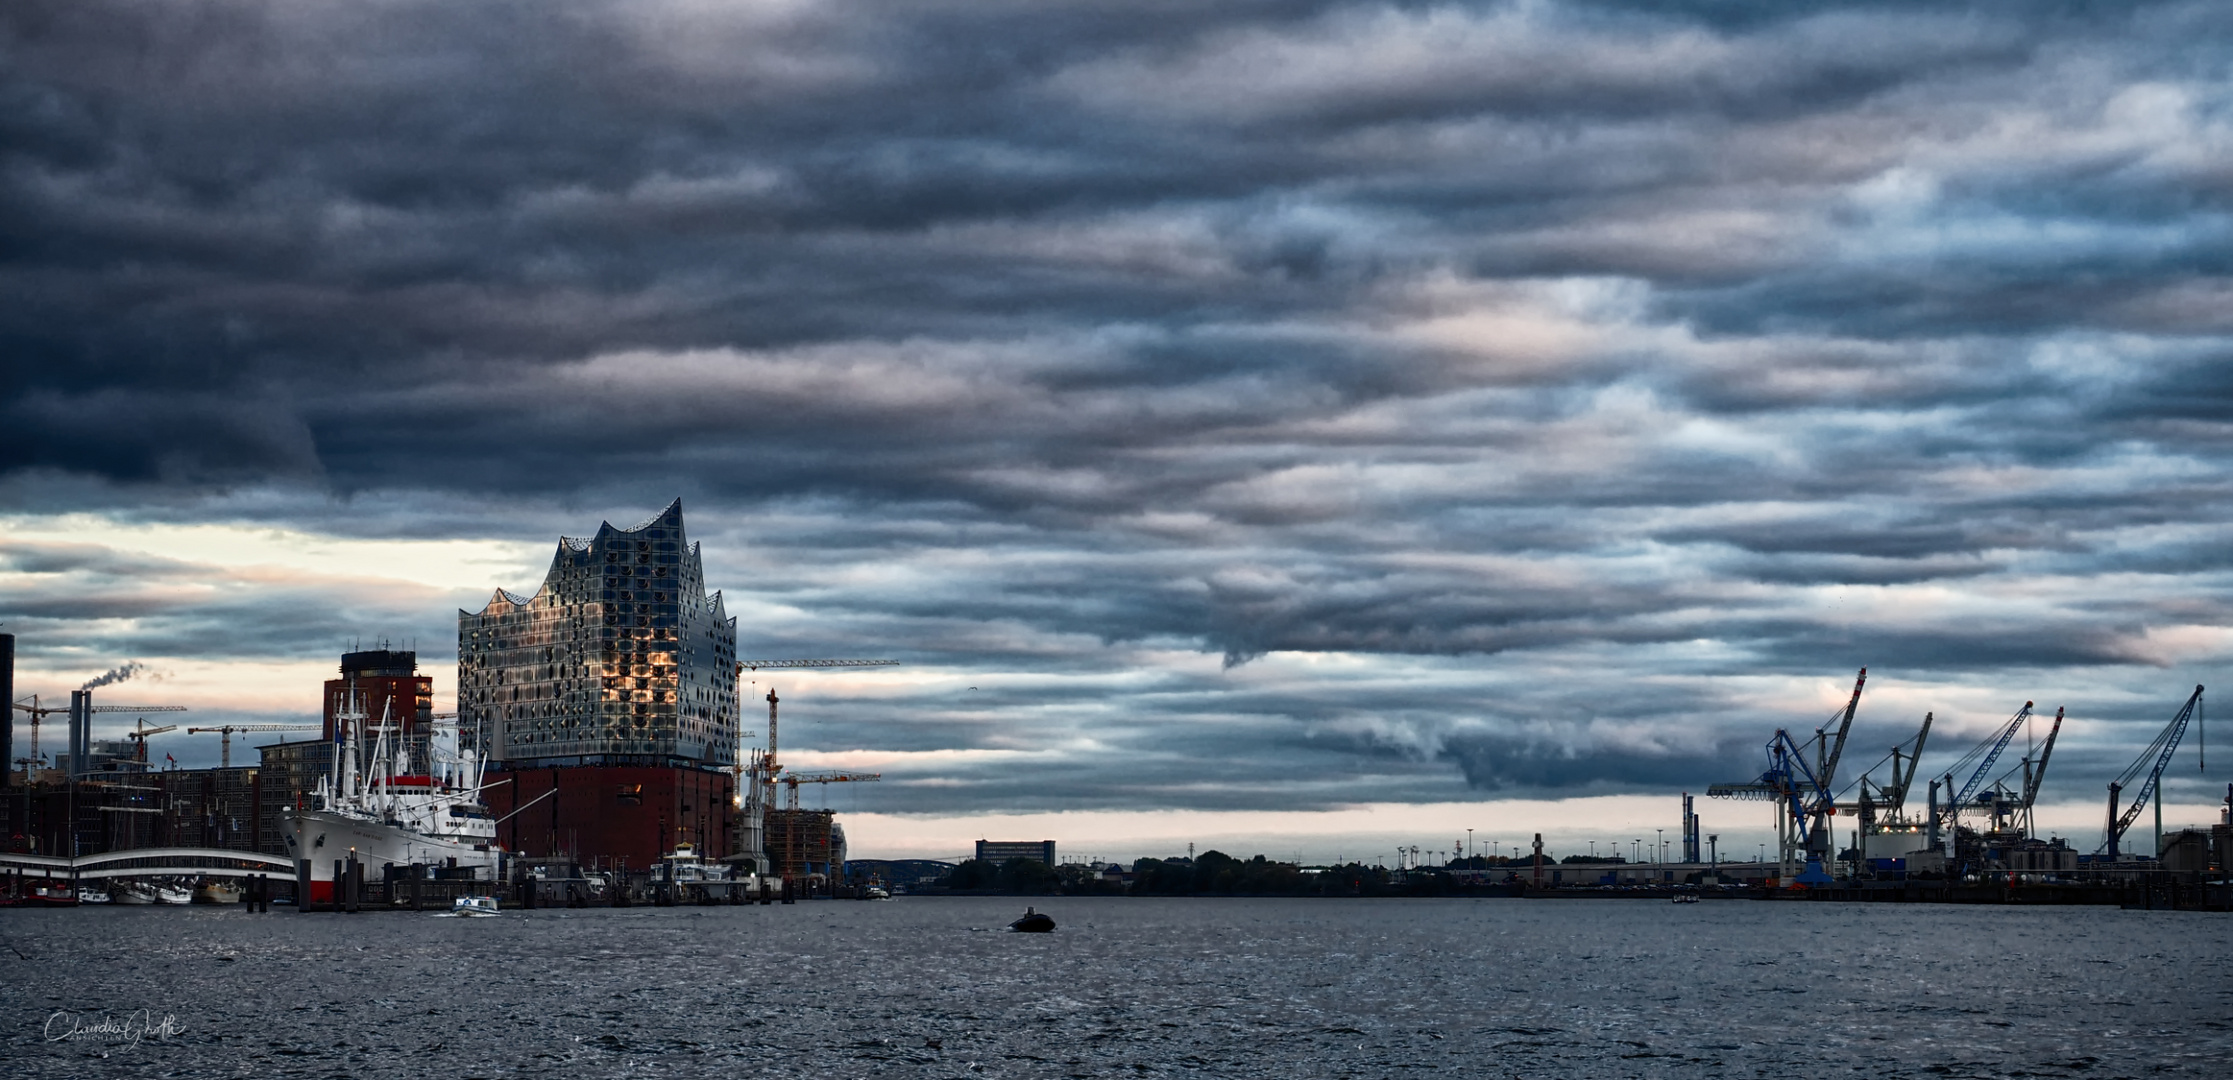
[193,880,244,905]
[448,895,501,917]
[1672,893,1701,904]
[1009,906,1055,932]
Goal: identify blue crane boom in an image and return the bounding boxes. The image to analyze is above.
[1708,668,1868,885]
[1944,702,2033,820]
[2103,685,2203,858]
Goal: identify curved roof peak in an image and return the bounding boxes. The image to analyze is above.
[614,498,684,534]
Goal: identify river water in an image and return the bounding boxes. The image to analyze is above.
[3,897,2227,1077]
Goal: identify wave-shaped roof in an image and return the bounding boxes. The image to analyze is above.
[463,498,726,619]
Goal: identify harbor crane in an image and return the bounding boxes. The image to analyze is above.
[2011,706,2065,838]
[1707,668,1867,884]
[1853,712,1934,824]
[1965,705,2066,839]
[1845,711,1936,871]
[1938,701,2035,828]
[2101,685,2204,859]
[187,724,320,768]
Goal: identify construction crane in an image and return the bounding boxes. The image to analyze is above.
[727,660,899,882]
[738,659,898,673]
[187,724,320,768]
[15,697,190,759]
[780,770,883,810]
[2102,685,2204,859]
[732,660,898,801]
[11,694,65,768]
[66,699,188,775]
[773,770,882,889]
[122,719,179,765]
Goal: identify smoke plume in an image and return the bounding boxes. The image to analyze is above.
[80,661,150,691]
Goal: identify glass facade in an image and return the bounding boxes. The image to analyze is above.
[457,500,739,768]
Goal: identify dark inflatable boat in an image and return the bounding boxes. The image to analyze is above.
[1009,906,1055,932]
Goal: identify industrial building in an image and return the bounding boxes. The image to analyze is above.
[976,839,1057,866]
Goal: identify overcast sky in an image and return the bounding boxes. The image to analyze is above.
[6,0,2231,862]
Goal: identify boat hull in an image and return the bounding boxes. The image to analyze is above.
[285,808,501,903]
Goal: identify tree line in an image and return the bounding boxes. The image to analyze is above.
[935,849,1528,897]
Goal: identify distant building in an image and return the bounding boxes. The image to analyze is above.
[976,839,1056,866]
[2159,827,2223,875]
[159,767,263,853]
[767,809,846,884]
[324,649,432,741]
[256,738,334,854]
[0,767,264,857]
[456,500,744,870]
[457,499,739,768]
[55,738,147,778]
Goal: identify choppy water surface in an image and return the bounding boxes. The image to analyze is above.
[4,897,2228,1078]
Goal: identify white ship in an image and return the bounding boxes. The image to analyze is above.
[284,685,504,904]
[653,841,768,900]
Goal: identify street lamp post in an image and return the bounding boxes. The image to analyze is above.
[1467,828,1474,861]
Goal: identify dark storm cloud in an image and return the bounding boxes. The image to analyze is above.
[6,0,2233,820]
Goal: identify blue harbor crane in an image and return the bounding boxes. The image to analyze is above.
[1708,668,1867,885]
[2101,685,2203,860]
[1937,701,2034,831]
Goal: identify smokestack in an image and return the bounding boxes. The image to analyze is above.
[0,632,12,789]
[69,689,87,780]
